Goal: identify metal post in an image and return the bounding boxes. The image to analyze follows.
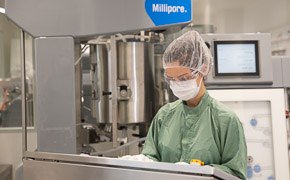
[110,35,118,148]
[75,42,83,153]
[20,30,27,154]
[284,88,289,133]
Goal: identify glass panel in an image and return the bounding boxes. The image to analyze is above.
[0,14,34,128]
[224,101,275,179]
[0,13,22,128]
[0,10,36,178]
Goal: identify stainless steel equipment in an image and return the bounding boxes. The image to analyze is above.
[154,54,177,110]
[117,42,154,124]
[201,33,273,86]
[154,54,166,110]
[23,152,239,180]
[3,1,245,180]
[90,44,110,123]
[202,33,290,179]
[89,41,155,124]
[5,0,193,154]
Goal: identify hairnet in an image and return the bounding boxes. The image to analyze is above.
[162,31,213,76]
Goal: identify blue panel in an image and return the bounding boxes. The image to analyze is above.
[145,0,192,26]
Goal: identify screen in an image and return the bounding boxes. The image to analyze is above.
[213,41,259,76]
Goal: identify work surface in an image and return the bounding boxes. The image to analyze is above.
[23,152,240,180]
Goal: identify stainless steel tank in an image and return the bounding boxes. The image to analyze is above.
[154,54,166,110]
[117,42,154,124]
[90,44,110,123]
[154,54,177,110]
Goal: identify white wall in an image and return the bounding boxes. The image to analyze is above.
[243,0,290,32]
[193,0,290,55]
[193,0,290,33]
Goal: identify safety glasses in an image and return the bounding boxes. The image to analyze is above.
[164,69,199,83]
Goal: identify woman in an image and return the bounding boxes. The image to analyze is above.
[142,31,247,179]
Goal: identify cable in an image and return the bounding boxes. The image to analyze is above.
[83,105,91,112]
[74,45,89,66]
[90,137,146,156]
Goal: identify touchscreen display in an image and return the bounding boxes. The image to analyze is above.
[214,41,259,76]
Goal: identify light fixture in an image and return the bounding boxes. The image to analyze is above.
[0,7,5,14]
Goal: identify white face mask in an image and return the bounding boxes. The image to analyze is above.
[169,77,202,101]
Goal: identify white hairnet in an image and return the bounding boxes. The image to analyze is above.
[163,31,213,76]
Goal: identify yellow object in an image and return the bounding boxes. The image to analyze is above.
[190,159,205,166]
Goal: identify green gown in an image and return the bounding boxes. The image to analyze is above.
[142,91,247,180]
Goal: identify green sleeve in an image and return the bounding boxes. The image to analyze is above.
[141,107,167,161]
[211,115,247,180]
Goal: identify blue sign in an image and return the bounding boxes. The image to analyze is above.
[145,0,192,26]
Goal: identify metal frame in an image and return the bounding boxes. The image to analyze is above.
[20,30,27,154]
[202,33,273,86]
[110,35,118,148]
[23,151,239,180]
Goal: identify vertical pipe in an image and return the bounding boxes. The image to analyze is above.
[110,35,118,148]
[20,30,27,154]
[89,45,97,118]
[284,88,289,132]
[75,42,82,153]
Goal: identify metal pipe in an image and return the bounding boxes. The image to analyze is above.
[20,30,27,154]
[89,45,97,118]
[284,88,289,133]
[110,35,118,148]
[75,43,83,153]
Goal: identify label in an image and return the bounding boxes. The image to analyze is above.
[145,0,192,26]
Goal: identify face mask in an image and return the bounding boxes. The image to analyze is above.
[169,77,202,101]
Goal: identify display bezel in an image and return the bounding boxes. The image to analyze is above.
[213,40,260,77]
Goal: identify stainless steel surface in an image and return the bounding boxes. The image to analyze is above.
[154,54,177,109]
[272,57,283,87]
[23,151,239,180]
[207,56,290,89]
[23,160,214,180]
[117,42,154,124]
[282,57,290,87]
[5,0,191,38]
[75,43,84,153]
[271,56,290,88]
[34,37,77,153]
[0,164,12,180]
[90,44,110,123]
[110,36,118,147]
[202,33,273,86]
[154,54,165,109]
[20,30,27,154]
